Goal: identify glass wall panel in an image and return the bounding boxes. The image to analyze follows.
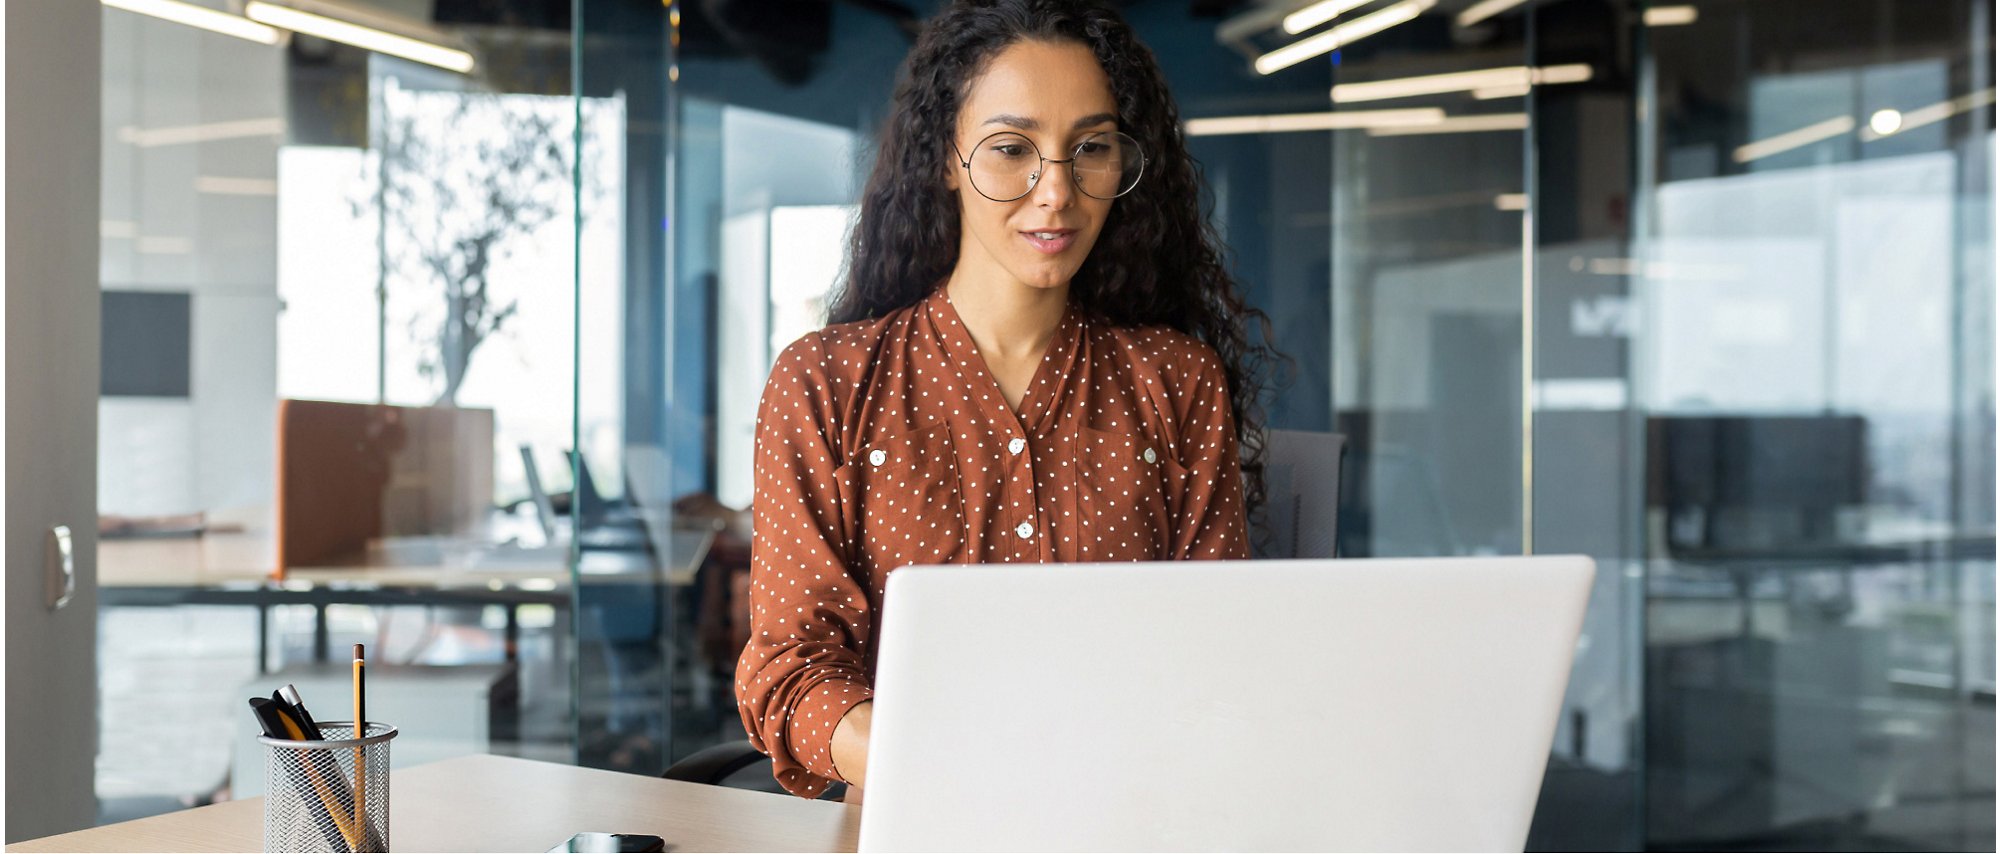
[1524,2,1648,849]
[1323,3,1647,848]
[1328,13,1531,561]
[95,0,578,824]
[586,0,916,783]
[571,0,674,774]
[580,0,1991,848]
[1633,0,1995,847]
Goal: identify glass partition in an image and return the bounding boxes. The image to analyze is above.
[571,0,915,779]
[580,0,1990,848]
[569,0,673,774]
[95,0,578,824]
[1632,0,1994,847]
[1522,3,1650,849]
[1320,5,1649,848]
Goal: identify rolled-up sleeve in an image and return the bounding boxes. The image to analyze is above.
[734,333,875,798]
[1170,352,1250,560]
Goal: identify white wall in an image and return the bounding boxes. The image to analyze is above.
[97,4,284,519]
[6,0,103,841]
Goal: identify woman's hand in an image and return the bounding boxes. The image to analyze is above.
[830,700,874,791]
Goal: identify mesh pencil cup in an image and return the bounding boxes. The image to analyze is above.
[259,722,396,853]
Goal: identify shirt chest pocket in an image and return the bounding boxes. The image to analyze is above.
[1073,427,1183,562]
[839,423,967,569]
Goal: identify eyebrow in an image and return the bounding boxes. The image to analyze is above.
[980,112,1118,131]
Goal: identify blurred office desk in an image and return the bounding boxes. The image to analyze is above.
[1655,531,1996,638]
[1662,532,1996,567]
[97,526,715,672]
[10,754,860,853]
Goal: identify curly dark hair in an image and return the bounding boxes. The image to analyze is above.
[824,0,1286,533]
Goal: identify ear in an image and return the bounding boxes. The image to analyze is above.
[943,141,961,192]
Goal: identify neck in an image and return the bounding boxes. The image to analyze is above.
[943,266,1068,361]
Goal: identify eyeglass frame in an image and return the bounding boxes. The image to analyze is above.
[950,129,1148,202]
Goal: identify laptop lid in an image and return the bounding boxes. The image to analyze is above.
[858,556,1595,852]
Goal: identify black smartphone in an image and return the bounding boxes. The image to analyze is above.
[549,832,668,853]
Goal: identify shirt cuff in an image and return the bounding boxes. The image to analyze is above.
[785,676,875,784]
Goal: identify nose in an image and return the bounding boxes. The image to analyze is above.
[1028,157,1075,210]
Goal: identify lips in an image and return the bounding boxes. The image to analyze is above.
[1021,228,1076,255]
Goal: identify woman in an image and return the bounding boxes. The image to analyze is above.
[734,0,1281,803]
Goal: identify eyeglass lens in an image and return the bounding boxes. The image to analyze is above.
[965,131,1143,201]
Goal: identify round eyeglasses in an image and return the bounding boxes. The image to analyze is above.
[953,130,1147,202]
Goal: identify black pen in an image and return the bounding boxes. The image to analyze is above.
[278,684,323,740]
[268,691,306,737]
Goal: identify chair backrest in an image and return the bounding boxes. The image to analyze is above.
[1257,429,1346,559]
[659,739,772,786]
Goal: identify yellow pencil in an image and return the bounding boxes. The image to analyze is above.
[353,643,367,849]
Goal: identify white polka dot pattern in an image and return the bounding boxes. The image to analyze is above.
[733,284,1249,799]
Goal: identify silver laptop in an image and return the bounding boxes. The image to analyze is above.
[857,556,1596,852]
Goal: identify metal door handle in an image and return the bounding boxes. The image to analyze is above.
[47,525,74,611]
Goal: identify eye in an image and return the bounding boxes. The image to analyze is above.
[990,143,1032,158]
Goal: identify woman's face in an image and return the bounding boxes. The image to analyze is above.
[949,39,1120,292]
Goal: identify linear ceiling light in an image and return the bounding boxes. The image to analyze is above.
[1256,0,1436,75]
[1332,63,1591,103]
[138,236,195,255]
[1283,0,1377,35]
[116,117,287,147]
[1366,113,1529,135]
[245,1,475,73]
[195,176,281,195]
[1455,0,1529,28]
[1859,89,1996,141]
[1186,108,1445,136]
[1642,6,1698,26]
[101,0,283,44]
[1472,84,1531,99]
[1732,115,1854,162]
[1533,64,1593,85]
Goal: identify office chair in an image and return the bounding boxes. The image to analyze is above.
[661,740,848,800]
[1256,429,1348,559]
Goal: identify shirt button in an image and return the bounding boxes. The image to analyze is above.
[1014,521,1035,539]
[868,449,887,466]
[1007,437,1026,455]
[1142,447,1157,464]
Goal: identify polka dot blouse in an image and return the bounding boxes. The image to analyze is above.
[733,283,1250,799]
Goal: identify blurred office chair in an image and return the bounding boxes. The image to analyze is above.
[662,739,847,800]
[1255,430,1347,559]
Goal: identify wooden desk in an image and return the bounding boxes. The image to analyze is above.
[11,754,860,853]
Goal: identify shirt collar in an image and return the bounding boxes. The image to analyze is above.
[924,283,1084,437]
